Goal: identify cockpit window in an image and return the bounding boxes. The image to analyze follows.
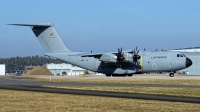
[177,54,185,57]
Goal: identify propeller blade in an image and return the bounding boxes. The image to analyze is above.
[136,61,139,66]
[116,47,125,68]
[136,46,138,52]
[137,50,139,54]
[132,46,141,67]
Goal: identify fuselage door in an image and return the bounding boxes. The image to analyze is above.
[96,61,101,69]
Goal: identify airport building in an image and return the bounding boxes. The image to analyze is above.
[169,47,200,75]
[0,64,5,75]
[46,63,89,76]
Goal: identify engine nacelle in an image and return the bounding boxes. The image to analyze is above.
[123,53,133,63]
[99,53,117,63]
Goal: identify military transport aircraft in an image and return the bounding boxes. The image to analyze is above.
[9,22,192,77]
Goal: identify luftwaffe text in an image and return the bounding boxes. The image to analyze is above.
[151,56,167,59]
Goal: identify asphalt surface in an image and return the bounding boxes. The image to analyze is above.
[1,76,200,88]
[0,76,199,104]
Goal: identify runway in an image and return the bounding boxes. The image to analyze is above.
[0,77,200,104]
[0,84,200,104]
[1,76,200,88]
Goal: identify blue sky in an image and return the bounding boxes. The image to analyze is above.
[1,0,200,57]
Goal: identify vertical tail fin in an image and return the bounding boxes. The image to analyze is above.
[9,22,70,53]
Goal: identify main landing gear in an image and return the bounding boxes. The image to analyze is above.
[127,74,133,77]
[169,72,174,77]
[105,74,133,77]
[106,74,111,77]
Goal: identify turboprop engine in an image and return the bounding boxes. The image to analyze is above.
[99,53,117,63]
[116,47,141,67]
[99,47,141,68]
[99,52,134,63]
[123,53,134,63]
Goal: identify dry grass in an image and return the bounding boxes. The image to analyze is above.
[0,89,199,112]
[46,86,200,98]
[31,78,200,85]
[26,66,53,76]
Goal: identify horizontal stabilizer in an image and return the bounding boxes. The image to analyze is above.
[8,24,51,27]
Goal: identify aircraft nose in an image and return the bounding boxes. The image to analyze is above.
[186,58,192,67]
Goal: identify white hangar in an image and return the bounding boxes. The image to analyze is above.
[47,63,87,76]
[0,64,5,75]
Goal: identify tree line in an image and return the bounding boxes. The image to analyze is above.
[0,55,63,73]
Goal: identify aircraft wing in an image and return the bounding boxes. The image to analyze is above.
[70,49,133,58]
[69,52,104,58]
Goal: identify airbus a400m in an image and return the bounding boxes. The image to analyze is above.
[9,22,192,77]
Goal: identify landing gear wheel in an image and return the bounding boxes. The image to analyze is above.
[169,73,174,77]
[112,74,117,77]
[127,74,133,77]
[106,74,111,77]
[121,74,126,77]
[111,74,126,77]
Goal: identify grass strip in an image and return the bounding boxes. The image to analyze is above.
[0,89,199,111]
[30,78,200,85]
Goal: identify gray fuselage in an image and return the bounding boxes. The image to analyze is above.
[45,50,190,75]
